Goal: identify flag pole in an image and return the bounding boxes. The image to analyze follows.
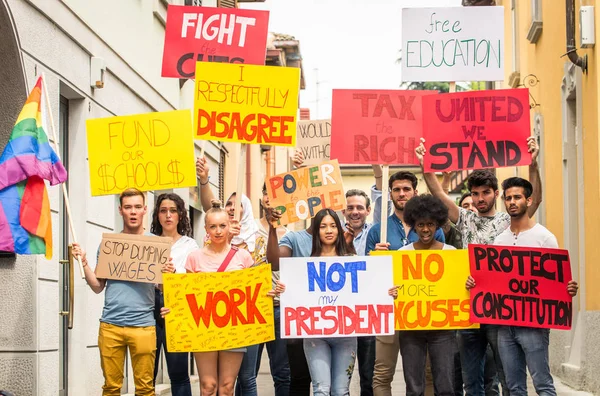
[40,73,85,279]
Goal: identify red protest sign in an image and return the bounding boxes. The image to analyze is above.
[423,88,531,172]
[330,89,433,165]
[161,5,269,78]
[468,244,573,330]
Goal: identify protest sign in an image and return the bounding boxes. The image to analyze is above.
[372,250,478,330]
[469,244,573,330]
[296,120,331,166]
[194,62,300,146]
[330,89,432,165]
[279,256,395,338]
[163,265,275,352]
[161,5,269,78]
[422,88,531,172]
[266,159,345,226]
[401,6,504,82]
[86,110,196,196]
[95,233,172,284]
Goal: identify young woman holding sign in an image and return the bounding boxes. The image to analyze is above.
[393,194,457,396]
[292,208,357,396]
[161,201,285,396]
[151,193,199,396]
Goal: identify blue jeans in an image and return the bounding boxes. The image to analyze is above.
[498,327,555,396]
[399,330,456,396]
[235,344,260,396]
[303,337,357,396]
[357,336,375,396]
[154,290,191,396]
[257,305,291,396]
[458,326,508,396]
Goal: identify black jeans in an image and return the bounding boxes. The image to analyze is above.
[287,338,311,396]
[154,289,192,396]
[357,336,375,396]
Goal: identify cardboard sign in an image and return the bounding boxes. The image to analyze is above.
[423,88,531,172]
[469,244,573,329]
[330,89,432,165]
[161,5,269,78]
[279,256,395,338]
[372,250,478,330]
[401,6,505,82]
[266,159,345,226]
[95,233,172,284]
[194,62,300,146]
[86,110,197,196]
[163,265,275,352]
[296,120,331,166]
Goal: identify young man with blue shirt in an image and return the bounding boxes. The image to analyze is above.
[72,188,174,396]
[369,170,445,396]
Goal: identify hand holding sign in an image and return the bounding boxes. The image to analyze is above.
[468,244,574,329]
[95,234,173,284]
[422,89,532,172]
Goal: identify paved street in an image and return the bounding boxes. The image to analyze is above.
[149,352,592,396]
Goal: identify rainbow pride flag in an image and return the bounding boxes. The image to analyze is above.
[0,76,67,258]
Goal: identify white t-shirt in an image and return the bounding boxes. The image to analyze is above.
[171,236,200,273]
[493,223,558,248]
[399,243,457,251]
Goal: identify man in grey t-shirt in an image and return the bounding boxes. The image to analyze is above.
[73,188,173,396]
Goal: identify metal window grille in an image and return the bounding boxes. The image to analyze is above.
[218,149,226,202]
[218,0,237,8]
[184,0,202,6]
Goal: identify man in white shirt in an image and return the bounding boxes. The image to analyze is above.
[467,177,578,396]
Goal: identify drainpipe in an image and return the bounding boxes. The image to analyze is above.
[565,0,588,72]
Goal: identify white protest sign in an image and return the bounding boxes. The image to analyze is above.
[296,120,331,166]
[279,255,395,338]
[401,6,505,82]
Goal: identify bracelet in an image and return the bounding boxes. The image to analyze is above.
[199,177,210,186]
[375,175,382,179]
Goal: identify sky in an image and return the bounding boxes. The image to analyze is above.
[242,0,461,119]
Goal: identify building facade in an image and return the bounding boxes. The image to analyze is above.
[496,0,600,393]
[0,0,269,394]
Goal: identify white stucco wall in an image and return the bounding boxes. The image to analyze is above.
[0,0,210,394]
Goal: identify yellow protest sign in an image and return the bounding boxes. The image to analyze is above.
[164,265,275,352]
[266,159,346,226]
[372,250,478,330]
[194,62,300,146]
[86,109,196,196]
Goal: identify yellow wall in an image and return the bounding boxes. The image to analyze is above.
[501,0,600,309]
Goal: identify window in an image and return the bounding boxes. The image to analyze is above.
[527,0,543,43]
[185,0,202,5]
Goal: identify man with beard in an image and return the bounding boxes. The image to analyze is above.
[415,137,542,396]
[266,164,383,396]
[367,170,445,396]
[341,188,375,396]
[466,177,578,396]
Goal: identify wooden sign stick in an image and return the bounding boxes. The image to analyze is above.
[234,144,248,221]
[380,165,390,244]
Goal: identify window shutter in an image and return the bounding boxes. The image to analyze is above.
[218,0,237,8]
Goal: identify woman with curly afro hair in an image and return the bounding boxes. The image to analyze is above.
[393,194,458,396]
[401,194,456,251]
